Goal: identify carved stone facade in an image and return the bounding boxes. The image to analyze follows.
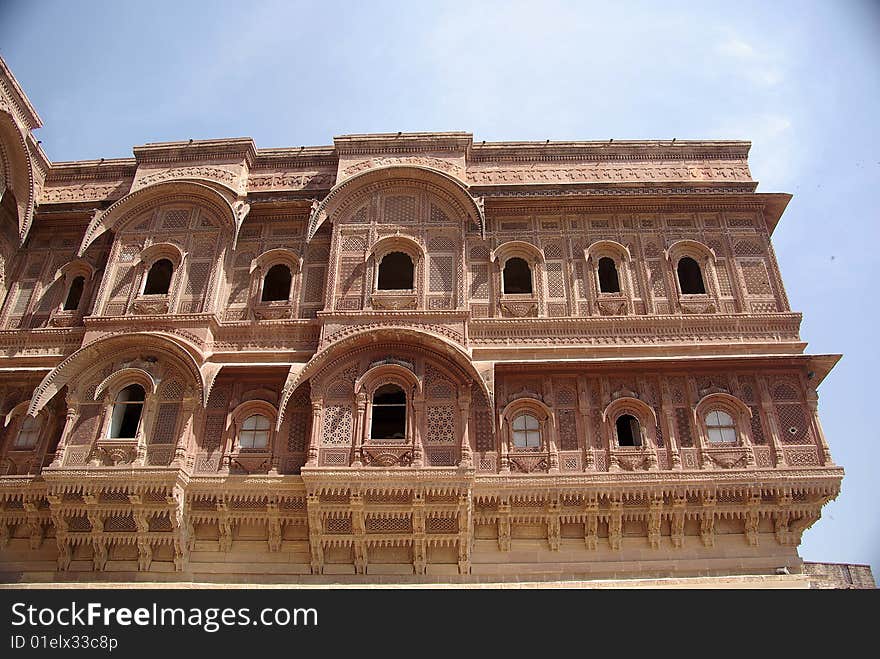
[0,57,843,583]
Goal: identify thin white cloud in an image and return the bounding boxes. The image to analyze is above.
[715,33,785,87]
[717,37,756,59]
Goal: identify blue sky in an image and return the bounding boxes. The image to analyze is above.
[2,0,878,573]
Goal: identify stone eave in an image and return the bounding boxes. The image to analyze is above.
[334,131,473,155]
[133,138,257,166]
[493,352,841,384]
[45,158,137,182]
[252,145,338,168]
[477,184,761,202]
[468,139,752,162]
[471,466,843,493]
[758,192,792,234]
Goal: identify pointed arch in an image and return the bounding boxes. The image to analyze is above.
[27,331,206,417]
[77,180,238,256]
[307,165,485,241]
[0,108,36,245]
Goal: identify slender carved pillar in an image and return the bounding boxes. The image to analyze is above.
[412,392,425,467]
[499,409,510,473]
[175,393,199,469]
[757,377,785,467]
[805,386,833,465]
[458,389,472,467]
[352,392,366,467]
[51,403,79,467]
[306,400,323,466]
[577,378,593,471]
[547,411,560,473]
[660,381,681,469]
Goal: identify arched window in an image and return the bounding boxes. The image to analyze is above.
[377,252,414,290]
[239,414,271,449]
[109,384,145,438]
[512,413,541,448]
[503,257,532,294]
[677,257,706,294]
[13,416,40,449]
[371,384,407,439]
[598,257,621,293]
[143,259,174,295]
[63,276,86,311]
[261,264,292,302]
[615,414,641,447]
[706,411,737,443]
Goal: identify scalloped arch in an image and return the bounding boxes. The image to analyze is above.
[77,180,238,256]
[27,331,206,417]
[307,165,485,241]
[0,108,36,245]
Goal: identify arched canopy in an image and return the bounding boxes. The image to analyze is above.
[369,234,424,263]
[665,239,716,264]
[601,396,658,426]
[585,239,631,263]
[78,180,238,256]
[54,259,96,283]
[93,367,158,402]
[694,392,752,422]
[138,241,185,268]
[250,247,302,274]
[491,240,544,265]
[356,363,422,398]
[307,165,486,241]
[277,326,493,431]
[0,108,36,245]
[27,331,206,417]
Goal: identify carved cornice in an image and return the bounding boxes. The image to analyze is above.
[132,139,257,167]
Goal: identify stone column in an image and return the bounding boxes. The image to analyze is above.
[758,377,785,467]
[577,380,593,471]
[805,386,833,465]
[306,400,323,466]
[351,392,366,467]
[458,389,472,468]
[51,403,79,467]
[412,392,425,467]
[547,411,559,473]
[660,380,681,469]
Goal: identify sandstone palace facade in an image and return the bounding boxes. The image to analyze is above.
[0,58,844,583]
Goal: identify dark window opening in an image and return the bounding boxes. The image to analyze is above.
[677,257,706,294]
[598,257,621,293]
[616,414,641,447]
[377,252,414,290]
[109,384,145,438]
[503,257,532,294]
[261,264,292,302]
[371,383,407,439]
[143,259,174,295]
[63,276,85,311]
